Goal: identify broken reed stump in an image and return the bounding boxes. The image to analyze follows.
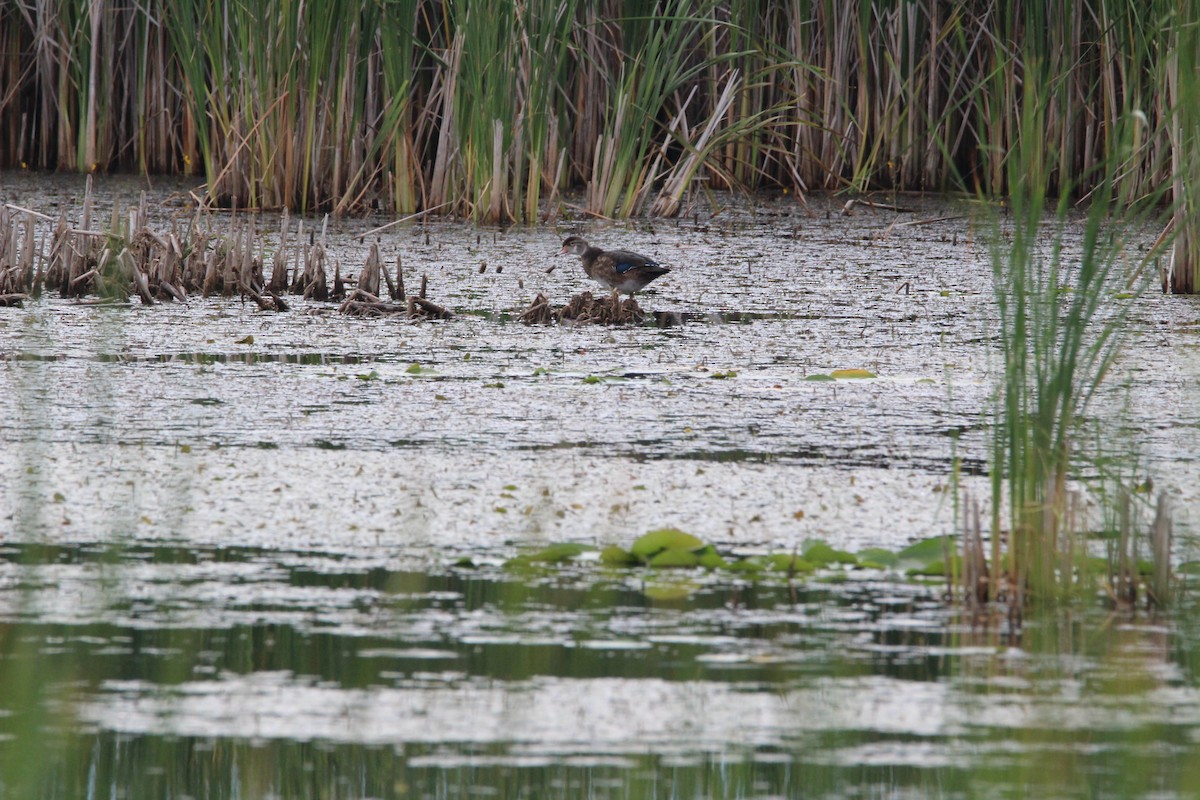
[339,264,451,320]
[519,293,555,324]
[0,203,39,297]
[358,241,382,297]
[301,215,330,301]
[266,208,290,293]
[520,291,645,325]
[241,285,290,312]
[19,188,364,308]
[336,238,445,320]
[338,290,451,320]
[5,177,236,304]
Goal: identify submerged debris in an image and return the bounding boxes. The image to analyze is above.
[520,290,646,325]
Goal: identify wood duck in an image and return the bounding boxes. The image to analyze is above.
[559,235,670,296]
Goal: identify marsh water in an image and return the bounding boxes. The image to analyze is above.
[2,172,1200,798]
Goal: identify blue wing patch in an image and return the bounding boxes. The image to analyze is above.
[611,253,659,273]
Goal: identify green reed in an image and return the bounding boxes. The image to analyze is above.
[582,0,711,217]
[514,0,577,222]
[445,0,519,222]
[372,0,422,215]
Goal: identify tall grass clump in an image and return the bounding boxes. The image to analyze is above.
[982,49,1173,612]
[512,0,577,222]
[582,0,721,217]
[372,0,422,215]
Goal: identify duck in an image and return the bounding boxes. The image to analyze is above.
[559,235,670,296]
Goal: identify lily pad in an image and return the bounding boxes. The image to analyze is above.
[830,368,876,379]
[804,373,835,382]
[600,545,639,566]
[693,545,730,570]
[631,528,704,561]
[648,548,701,568]
[896,536,952,567]
[765,553,817,572]
[907,556,963,577]
[802,541,858,565]
[506,542,594,567]
[857,547,900,568]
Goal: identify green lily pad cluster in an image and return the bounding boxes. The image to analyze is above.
[503,528,965,580]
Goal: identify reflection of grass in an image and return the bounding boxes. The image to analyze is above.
[951,610,1200,798]
[0,619,84,796]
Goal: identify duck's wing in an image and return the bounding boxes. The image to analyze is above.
[604,249,662,273]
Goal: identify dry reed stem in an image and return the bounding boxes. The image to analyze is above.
[961,496,989,610]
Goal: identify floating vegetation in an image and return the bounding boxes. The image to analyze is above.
[501,521,1183,615]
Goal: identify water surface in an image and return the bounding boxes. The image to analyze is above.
[1,172,1199,797]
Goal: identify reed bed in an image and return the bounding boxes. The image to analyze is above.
[1,1,1197,275]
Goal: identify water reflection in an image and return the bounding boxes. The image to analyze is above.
[0,543,1197,798]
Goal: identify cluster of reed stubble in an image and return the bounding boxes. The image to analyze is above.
[0,176,454,314]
